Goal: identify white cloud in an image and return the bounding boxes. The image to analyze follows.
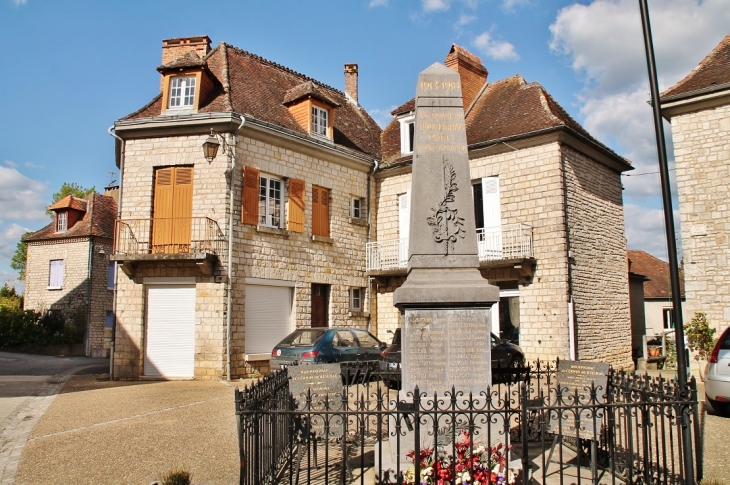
[550,0,730,97]
[13,0,28,6]
[4,160,18,168]
[0,222,31,261]
[422,0,451,12]
[473,32,519,61]
[502,0,530,12]
[457,13,477,26]
[368,0,388,7]
[0,270,24,293]
[0,166,48,221]
[549,0,729,255]
[624,203,681,261]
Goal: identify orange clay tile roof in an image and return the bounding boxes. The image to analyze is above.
[627,250,685,299]
[25,193,118,242]
[381,74,627,166]
[662,32,730,99]
[157,50,207,72]
[48,195,88,212]
[123,42,381,159]
[283,81,340,107]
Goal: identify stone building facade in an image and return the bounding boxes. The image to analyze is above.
[111,37,635,379]
[111,37,380,379]
[24,193,117,357]
[371,46,633,368]
[661,33,730,333]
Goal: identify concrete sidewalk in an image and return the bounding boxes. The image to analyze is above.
[13,375,253,485]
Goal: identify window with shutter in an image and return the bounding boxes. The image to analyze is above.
[287,178,305,233]
[242,166,260,225]
[312,185,330,237]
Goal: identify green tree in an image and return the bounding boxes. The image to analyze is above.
[10,232,32,280]
[0,283,23,310]
[46,182,95,218]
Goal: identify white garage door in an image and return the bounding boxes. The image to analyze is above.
[145,285,196,378]
[245,284,293,355]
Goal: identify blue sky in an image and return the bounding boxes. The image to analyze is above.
[1,0,728,290]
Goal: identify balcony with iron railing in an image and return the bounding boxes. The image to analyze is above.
[366,223,534,278]
[112,217,226,277]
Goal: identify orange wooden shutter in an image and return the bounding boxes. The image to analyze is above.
[242,166,260,225]
[312,186,330,237]
[152,168,173,252]
[172,167,193,252]
[287,178,305,233]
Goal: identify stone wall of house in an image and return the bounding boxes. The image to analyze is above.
[114,134,229,379]
[88,239,114,357]
[562,144,632,368]
[114,131,372,379]
[230,134,371,376]
[470,143,571,360]
[373,143,574,361]
[671,103,730,332]
[24,239,95,347]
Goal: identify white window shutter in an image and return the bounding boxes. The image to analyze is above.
[481,177,502,258]
[398,191,410,266]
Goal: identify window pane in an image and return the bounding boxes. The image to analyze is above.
[107,261,115,289]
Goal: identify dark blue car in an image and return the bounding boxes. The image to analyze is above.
[270,327,386,370]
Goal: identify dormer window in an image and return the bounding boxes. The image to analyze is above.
[56,212,68,233]
[312,106,329,137]
[169,76,196,108]
[399,114,415,155]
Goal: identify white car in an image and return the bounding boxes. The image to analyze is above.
[704,326,730,415]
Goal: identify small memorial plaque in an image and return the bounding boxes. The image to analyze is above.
[548,360,610,440]
[288,363,344,437]
[403,308,491,396]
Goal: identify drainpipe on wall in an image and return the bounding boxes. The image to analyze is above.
[226,116,246,380]
[366,159,379,333]
[108,125,125,380]
[561,152,577,360]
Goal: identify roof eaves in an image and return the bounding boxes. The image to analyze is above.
[660,81,730,104]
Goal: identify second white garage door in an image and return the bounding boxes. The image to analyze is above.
[144,284,196,378]
[245,283,293,355]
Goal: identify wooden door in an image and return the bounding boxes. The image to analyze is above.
[311,284,329,328]
[152,166,193,253]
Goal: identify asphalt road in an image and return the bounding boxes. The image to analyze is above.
[0,351,109,484]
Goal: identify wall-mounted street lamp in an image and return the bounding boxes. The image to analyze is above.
[202,129,221,162]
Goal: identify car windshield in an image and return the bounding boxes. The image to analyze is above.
[279,329,327,347]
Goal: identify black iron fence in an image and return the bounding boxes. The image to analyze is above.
[235,360,701,485]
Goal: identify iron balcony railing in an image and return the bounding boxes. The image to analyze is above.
[114,217,226,256]
[366,223,533,271]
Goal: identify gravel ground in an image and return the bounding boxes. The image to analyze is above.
[14,376,255,485]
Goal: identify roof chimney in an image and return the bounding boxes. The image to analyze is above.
[445,45,488,110]
[160,36,212,91]
[344,64,358,104]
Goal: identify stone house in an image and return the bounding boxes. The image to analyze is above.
[110,36,381,379]
[369,46,634,368]
[661,32,730,334]
[24,193,118,357]
[627,250,688,339]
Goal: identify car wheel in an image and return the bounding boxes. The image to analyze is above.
[705,395,727,416]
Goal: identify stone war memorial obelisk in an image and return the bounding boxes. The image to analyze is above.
[394,62,499,397]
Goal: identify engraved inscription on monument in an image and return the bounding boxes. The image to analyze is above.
[403,308,492,395]
[288,363,344,437]
[547,360,610,440]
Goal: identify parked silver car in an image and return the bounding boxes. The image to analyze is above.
[705,325,730,415]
